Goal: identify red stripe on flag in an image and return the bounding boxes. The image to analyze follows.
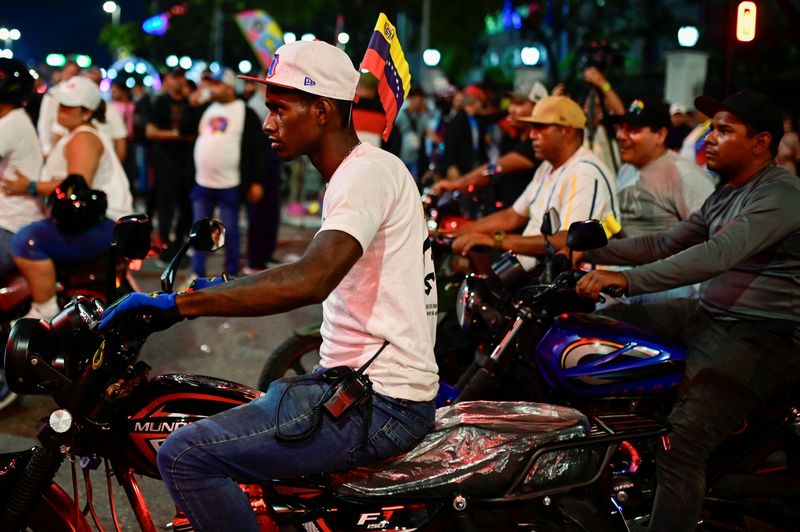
[377,79,398,141]
[361,49,387,79]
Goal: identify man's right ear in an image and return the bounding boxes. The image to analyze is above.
[314,98,335,126]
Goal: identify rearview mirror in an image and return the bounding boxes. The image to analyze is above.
[160,219,226,293]
[540,208,561,237]
[189,219,226,252]
[566,220,608,251]
[112,214,152,261]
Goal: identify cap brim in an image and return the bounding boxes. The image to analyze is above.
[237,74,270,86]
[516,116,548,124]
[237,74,360,103]
[694,95,723,120]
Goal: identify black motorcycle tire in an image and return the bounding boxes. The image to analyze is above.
[257,334,322,392]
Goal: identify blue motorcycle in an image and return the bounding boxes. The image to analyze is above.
[452,213,800,530]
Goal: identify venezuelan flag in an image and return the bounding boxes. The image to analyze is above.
[360,13,412,141]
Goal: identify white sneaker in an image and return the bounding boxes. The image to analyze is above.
[242,266,263,275]
[10,300,60,328]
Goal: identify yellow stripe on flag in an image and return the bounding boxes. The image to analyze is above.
[373,13,411,99]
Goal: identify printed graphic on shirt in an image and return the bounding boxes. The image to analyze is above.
[208,116,229,134]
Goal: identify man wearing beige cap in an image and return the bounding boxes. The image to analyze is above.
[452,95,617,270]
[100,40,438,530]
[432,81,547,207]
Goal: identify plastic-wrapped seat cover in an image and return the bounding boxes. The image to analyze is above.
[331,401,589,498]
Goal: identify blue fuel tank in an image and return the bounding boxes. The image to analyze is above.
[534,313,686,398]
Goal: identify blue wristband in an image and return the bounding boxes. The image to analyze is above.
[28,180,37,196]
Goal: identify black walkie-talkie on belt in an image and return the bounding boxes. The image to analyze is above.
[323,340,389,418]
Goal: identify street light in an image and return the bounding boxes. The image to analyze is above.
[422,48,441,68]
[0,27,20,52]
[677,26,700,48]
[103,1,121,26]
[520,46,541,66]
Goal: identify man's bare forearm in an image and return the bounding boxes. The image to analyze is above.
[176,230,362,318]
[176,260,326,317]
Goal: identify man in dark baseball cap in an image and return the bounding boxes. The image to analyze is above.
[576,88,800,531]
[614,97,713,238]
[695,89,783,156]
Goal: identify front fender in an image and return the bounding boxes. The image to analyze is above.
[29,482,92,531]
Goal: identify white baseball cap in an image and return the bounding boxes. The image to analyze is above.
[205,67,237,88]
[239,41,360,101]
[669,103,687,116]
[57,76,102,110]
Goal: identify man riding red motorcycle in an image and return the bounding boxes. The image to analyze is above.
[99,40,439,531]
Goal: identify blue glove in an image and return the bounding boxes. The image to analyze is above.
[187,276,225,292]
[99,292,183,333]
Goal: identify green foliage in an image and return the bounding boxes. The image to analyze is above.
[99,23,143,57]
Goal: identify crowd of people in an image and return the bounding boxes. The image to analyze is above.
[2,38,800,531]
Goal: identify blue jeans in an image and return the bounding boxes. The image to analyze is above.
[157,371,435,531]
[598,299,800,531]
[190,185,240,276]
[11,218,115,262]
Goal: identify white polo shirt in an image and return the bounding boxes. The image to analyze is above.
[512,146,617,269]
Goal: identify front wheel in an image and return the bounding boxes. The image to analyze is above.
[257,334,322,392]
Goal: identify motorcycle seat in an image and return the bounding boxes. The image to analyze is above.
[330,401,590,499]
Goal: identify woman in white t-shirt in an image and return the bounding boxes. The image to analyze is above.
[4,76,132,320]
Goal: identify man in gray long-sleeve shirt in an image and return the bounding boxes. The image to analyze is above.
[576,89,800,532]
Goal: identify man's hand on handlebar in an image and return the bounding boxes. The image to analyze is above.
[99,292,184,333]
[452,232,494,255]
[187,276,226,291]
[576,270,627,301]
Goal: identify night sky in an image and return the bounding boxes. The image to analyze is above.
[2,1,147,68]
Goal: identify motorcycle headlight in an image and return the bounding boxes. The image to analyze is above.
[4,318,59,395]
[456,274,490,330]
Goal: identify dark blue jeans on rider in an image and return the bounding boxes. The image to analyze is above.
[190,185,240,276]
[598,299,800,532]
[157,368,435,531]
[11,218,115,262]
[0,228,15,277]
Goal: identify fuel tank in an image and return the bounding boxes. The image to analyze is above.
[534,313,685,398]
[119,374,261,478]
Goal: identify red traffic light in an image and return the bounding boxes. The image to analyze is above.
[736,1,757,42]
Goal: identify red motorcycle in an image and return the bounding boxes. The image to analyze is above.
[1,216,668,531]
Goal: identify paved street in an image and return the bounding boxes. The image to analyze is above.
[0,220,321,529]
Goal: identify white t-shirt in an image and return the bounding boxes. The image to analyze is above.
[0,108,46,233]
[318,142,439,401]
[194,100,245,189]
[42,125,133,222]
[512,146,617,269]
